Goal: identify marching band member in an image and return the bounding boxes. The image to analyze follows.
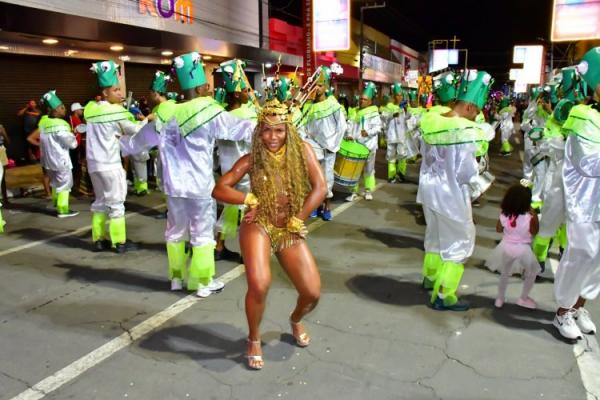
[553,48,600,340]
[120,52,254,295]
[298,66,347,220]
[496,97,516,156]
[418,70,494,311]
[381,83,408,182]
[214,59,257,262]
[84,61,146,253]
[345,82,381,202]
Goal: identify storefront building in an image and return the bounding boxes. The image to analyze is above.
[0,0,301,159]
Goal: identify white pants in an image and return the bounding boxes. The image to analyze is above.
[166,197,216,247]
[423,206,475,263]
[500,127,513,143]
[364,151,376,176]
[531,158,548,203]
[386,142,406,162]
[90,168,127,218]
[132,158,148,183]
[307,138,336,199]
[538,167,565,237]
[554,221,600,309]
[47,169,73,193]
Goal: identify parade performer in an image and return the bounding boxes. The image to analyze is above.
[84,61,145,253]
[496,97,516,156]
[212,97,327,370]
[553,47,600,340]
[347,95,359,121]
[36,90,79,218]
[520,87,543,182]
[528,87,554,209]
[345,82,381,201]
[532,68,588,269]
[214,59,257,261]
[486,184,540,309]
[406,88,426,159]
[381,83,410,182]
[120,52,254,295]
[298,66,346,219]
[418,69,494,311]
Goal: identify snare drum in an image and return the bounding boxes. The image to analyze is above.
[334,140,370,187]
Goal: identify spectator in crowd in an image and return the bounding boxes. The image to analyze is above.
[69,103,85,195]
[17,100,42,163]
[0,124,9,205]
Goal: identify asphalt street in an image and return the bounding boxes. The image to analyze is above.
[0,148,599,400]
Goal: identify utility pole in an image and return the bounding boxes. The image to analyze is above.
[359,1,386,92]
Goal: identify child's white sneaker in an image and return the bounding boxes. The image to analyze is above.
[574,308,596,334]
[170,278,183,291]
[553,310,583,340]
[364,191,373,201]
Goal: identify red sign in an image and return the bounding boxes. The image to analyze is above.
[303,0,315,77]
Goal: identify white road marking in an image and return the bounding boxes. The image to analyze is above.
[8,184,383,400]
[0,203,166,258]
[574,335,600,400]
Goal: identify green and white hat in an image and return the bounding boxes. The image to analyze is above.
[391,82,403,96]
[150,71,172,95]
[90,60,120,88]
[543,83,559,104]
[382,94,390,104]
[408,88,418,103]
[214,87,227,104]
[577,47,600,93]
[316,66,332,86]
[275,78,291,102]
[457,69,493,109]
[173,52,207,91]
[530,86,542,99]
[560,67,585,102]
[433,71,458,104]
[218,59,248,93]
[362,82,377,100]
[499,97,510,109]
[167,92,179,101]
[41,90,63,110]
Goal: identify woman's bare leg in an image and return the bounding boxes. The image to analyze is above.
[276,241,321,343]
[239,222,272,368]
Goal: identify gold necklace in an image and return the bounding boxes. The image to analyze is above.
[266,145,286,163]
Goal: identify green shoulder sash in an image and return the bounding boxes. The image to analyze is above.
[175,97,224,137]
[420,112,488,145]
[38,115,71,134]
[84,101,135,124]
[562,105,600,144]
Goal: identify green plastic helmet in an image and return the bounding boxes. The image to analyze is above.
[391,82,403,96]
[91,60,120,88]
[457,70,494,109]
[173,52,207,90]
[214,87,227,104]
[560,67,586,102]
[40,90,63,111]
[577,47,600,94]
[362,82,377,100]
[275,77,291,102]
[150,71,171,95]
[553,98,574,124]
[433,71,458,104]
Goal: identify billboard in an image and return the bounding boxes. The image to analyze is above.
[551,0,600,42]
[429,49,459,73]
[513,45,544,85]
[313,0,351,52]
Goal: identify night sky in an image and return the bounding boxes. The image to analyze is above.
[269,0,555,84]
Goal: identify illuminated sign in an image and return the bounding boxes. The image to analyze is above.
[313,0,350,52]
[513,45,544,85]
[551,0,600,42]
[139,0,193,24]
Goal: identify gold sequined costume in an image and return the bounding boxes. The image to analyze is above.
[249,100,311,252]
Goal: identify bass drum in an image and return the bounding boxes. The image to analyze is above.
[334,140,370,187]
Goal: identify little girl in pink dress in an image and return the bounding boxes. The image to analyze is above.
[486,184,540,309]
